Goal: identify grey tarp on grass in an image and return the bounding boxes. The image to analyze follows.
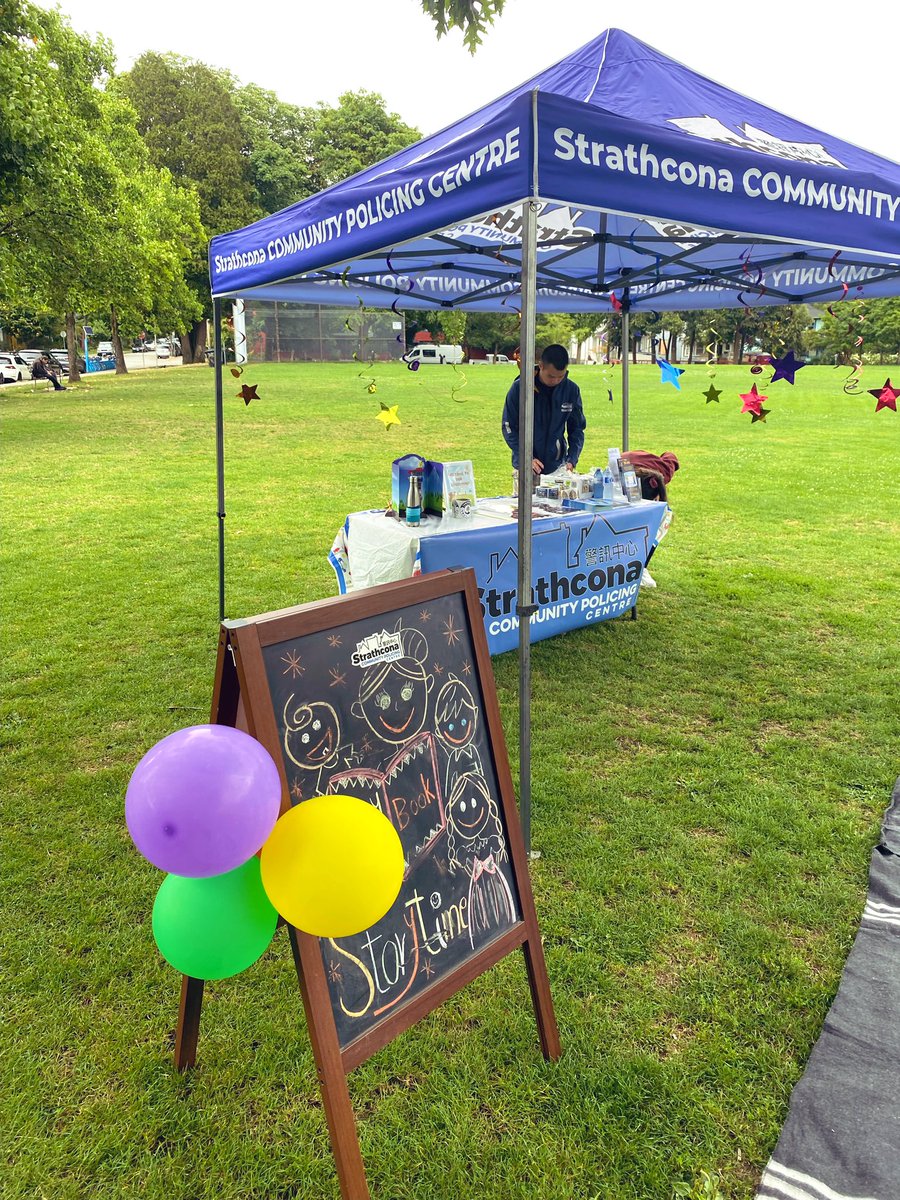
[757,777,900,1200]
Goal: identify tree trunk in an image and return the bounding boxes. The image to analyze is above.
[631,336,637,365]
[110,304,127,374]
[192,318,208,363]
[688,333,696,363]
[650,337,657,364]
[65,311,82,384]
[731,333,742,365]
[180,319,209,364]
[669,334,678,364]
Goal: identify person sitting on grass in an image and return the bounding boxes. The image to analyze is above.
[31,355,67,391]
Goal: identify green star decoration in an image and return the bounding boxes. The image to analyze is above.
[703,383,722,404]
[750,406,771,424]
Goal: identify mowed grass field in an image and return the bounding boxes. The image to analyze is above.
[2,359,898,1200]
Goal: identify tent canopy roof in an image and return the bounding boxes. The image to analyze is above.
[210,29,900,312]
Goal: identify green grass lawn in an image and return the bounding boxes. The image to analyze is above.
[2,360,898,1199]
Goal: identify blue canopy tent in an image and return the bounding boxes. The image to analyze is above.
[210,28,900,844]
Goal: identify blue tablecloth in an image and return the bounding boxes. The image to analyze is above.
[330,499,669,655]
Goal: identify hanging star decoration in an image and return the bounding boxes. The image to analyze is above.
[376,402,401,429]
[657,357,685,389]
[238,382,259,405]
[769,349,806,385]
[868,378,899,413]
[750,406,771,424]
[739,383,766,415]
[703,383,722,404]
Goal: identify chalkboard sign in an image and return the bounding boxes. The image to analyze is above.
[180,569,559,1200]
[259,586,522,1050]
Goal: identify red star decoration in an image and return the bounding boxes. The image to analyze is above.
[868,378,899,413]
[238,383,259,405]
[739,384,766,415]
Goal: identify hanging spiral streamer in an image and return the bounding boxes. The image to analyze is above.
[353,348,378,394]
[450,363,468,404]
[705,327,720,377]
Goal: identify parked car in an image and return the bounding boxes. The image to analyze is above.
[155,341,171,359]
[49,350,87,375]
[0,352,30,382]
[469,353,511,364]
[402,343,465,365]
[95,341,115,360]
[16,349,46,369]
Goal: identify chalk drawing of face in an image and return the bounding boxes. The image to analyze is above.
[283,698,341,770]
[352,625,433,745]
[447,771,494,844]
[434,676,477,750]
[446,771,507,875]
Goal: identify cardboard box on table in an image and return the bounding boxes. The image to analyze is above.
[425,460,476,518]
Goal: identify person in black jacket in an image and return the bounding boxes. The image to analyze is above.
[501,344,585,481]
[31,355,67,391]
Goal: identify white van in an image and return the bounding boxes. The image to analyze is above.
[470,353,511,364]
[402,343,464,365]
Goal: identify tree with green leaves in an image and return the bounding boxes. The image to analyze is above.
[310,92,420,189]
[435,309,468,348]
[809,298,900,364]
[2,6,201,378]
[232,83,320,215]
[113,53,259,362]
[420,0,506,51]
[464,312,521,356]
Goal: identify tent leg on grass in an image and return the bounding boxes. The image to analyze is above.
[517,197,538,855]
[214,297,226,622]
[621,300,630,452]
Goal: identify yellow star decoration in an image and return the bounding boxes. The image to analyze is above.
[376,402,401,429]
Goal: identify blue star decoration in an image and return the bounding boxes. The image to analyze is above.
[658,357,685,389]
[769,350,806,385]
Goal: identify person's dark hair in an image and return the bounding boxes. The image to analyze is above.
[540,344,569,370]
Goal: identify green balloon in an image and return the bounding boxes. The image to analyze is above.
[152,856,278,980]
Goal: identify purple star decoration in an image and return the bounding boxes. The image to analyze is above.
[769,350,806,385]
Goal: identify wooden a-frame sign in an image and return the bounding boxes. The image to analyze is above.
[175,568,560,1200]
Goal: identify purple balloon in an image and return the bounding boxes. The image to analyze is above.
[125,725,282,877]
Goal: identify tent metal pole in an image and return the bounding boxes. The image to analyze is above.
[213,297,226,622]
[517,198,538,854]
[621,296,630,451]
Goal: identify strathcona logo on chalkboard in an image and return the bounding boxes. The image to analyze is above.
[351,629,403,668]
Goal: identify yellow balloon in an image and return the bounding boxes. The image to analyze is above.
[260,794,404,937]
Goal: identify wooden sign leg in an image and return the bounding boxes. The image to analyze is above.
[174,975,204,1071]
[521,938,562,1062]
[288,928,371,1200]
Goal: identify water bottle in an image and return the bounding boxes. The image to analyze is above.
[601,465,614,503]
[592,468,604,499]
[406,472,422,527]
